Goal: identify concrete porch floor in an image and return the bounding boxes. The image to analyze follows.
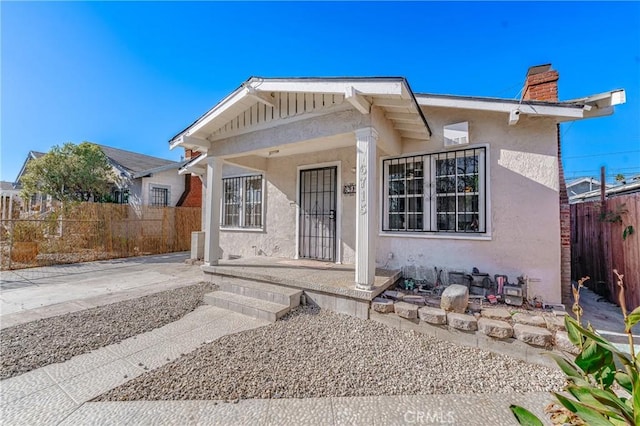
[202,257,400,302]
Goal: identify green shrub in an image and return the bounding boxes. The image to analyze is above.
[511,271,640,425]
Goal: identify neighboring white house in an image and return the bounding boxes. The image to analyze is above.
[15,144,192,211]
[0,181,22,220]
[171,64,625,305]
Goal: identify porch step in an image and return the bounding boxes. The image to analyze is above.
[204,291,291,322]
[217,276,302,308]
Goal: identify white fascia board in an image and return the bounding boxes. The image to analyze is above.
[170,88,249,148]
[416,95,585,119]
[170,134,212,151]
[567,89,626,108]
[247,79,405,97]
[178,154,207,175]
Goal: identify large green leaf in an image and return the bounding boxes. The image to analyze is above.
[615,372,633,393]
[547,352,584,379]
[634,372,640,425]
[576,339,613,374]
[579,386,635,422]
[566,315,584,346]
[554,393,617,424]
[566,316,633,367]
[625,306,640,333]
[509,405,544,426]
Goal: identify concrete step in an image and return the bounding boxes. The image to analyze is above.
[204,291,291,323]
[216,276,302,308]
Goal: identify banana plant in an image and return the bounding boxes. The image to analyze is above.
[511,271,640,425]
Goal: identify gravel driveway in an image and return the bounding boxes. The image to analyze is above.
[0,282,215,379]
[97,305,565,401]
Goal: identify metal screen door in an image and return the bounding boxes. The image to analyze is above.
[299,167,337,261]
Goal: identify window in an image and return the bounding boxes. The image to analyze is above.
[383,147,486,233]
[150,187,169,207]
[222,175,263,228]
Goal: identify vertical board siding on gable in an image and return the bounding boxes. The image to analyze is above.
[210,92,345,138]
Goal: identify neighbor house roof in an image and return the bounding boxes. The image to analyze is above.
[570,178,640,203]
[96,144,181,175]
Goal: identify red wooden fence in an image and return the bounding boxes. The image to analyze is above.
[571,193,640,309]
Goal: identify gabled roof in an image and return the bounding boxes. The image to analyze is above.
[169,75,625,154]
[169,76,432,151]
[96,144,180,174]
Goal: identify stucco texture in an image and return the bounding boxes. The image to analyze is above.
[216,106,562,304]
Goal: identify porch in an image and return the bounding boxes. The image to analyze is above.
[202,256,401,319]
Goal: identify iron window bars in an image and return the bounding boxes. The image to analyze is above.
[222,175,263,228]
[382,147,486,233]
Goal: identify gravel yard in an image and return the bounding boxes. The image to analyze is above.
[97,305,565,401]
[0,282,215,380]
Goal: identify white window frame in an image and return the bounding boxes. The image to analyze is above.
[380,145,490,239]
[221,174,265,231]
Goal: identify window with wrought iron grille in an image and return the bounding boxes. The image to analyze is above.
[382,147,486,233]
[150,186,169,207]
[222,175,263,228]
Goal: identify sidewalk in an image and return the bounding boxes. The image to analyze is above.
[0,253,202,328]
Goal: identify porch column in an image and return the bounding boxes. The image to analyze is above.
[204,156,223,266]
[355,127,378,290]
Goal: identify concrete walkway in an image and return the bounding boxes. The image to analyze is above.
[0,253,202,328]
[0,255,555,425]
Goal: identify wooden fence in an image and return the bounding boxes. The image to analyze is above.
[0,203,201,270]
[571,193,640,309]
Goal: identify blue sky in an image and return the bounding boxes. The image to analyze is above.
[2,1,639,183]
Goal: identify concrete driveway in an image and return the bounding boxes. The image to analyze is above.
[0,252,204,328]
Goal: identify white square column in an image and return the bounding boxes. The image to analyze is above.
[355,127,378,290]
[204,156,223,266]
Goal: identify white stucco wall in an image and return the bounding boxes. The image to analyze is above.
[219,147,358,263]
[215,106,562,304]
[379,108,561,304]
[140,169,185,207]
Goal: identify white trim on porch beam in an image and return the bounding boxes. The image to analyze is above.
[345,87,371,114]
[171,134,211,151]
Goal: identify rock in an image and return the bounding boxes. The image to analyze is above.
[447,313,478,331]
[480,308,512,321]
[513,324,553,347]
[554,331,580,354]
[371,298,395,314]
[478,318,513,339]
[383,290,404,301]
[418,307,447,325]
[440,285,469,313]
[403,295,426,306]
[394,302,419,319]
[512,313,547,328]
[544,315,566,332]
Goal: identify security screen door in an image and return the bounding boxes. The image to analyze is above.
[298,167,337,261]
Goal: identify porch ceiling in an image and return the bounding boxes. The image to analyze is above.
[169,77,431,153]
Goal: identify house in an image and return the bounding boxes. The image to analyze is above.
[566,177,608,199]
[0,181,22,220]
[170,64,625,305]
[570,174,640,203]
[15,144,202,211]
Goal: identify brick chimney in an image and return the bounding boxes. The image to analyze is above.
[522,64,559,102]
[177,148,203,208]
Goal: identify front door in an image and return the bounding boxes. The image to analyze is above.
[299,167,337,261]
